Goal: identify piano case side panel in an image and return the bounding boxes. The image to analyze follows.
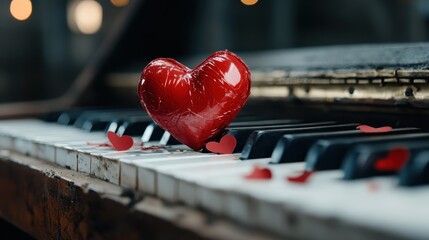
[0,152,256,240]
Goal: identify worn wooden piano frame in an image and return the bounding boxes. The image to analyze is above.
[0,150,280,240]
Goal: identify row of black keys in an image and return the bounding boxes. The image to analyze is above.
[42,108,429,187]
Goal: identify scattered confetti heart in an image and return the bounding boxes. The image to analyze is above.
[206,134,237,154]
[107,131,134,151]
[286,170,314,184]
[357,125,392,133]
[244,165,272,180]
[374,146,410,171]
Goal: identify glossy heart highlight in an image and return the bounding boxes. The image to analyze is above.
[138,50,251,150]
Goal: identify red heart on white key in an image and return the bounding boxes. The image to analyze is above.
[244,165,272,180]
[205,134,237,154]
[286,170,314,184]
[107,131,134,151]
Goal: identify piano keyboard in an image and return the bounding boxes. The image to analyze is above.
[1,109,429,240]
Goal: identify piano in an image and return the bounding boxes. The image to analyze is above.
[1,1,429,239]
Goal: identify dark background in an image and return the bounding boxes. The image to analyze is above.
[1,0,429,103]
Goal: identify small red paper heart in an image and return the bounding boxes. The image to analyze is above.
[357,125,392,133]
[206,134,237,154]
[374,147,409,171]
[138,50,251,150]
[244,165,272,180]
[286,170,314,184]
[107,131,134,151]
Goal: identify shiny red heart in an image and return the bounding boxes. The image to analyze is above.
[206,134,237,154]
[374,147,410,171]
[107,131,134,151]
[138,50,251,150]
[357,125,392,134]
[244,165,272,180]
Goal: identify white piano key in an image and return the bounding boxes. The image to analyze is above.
[119,148,203,189]
[14,137,32,155]
[91,150,140,184]
[301,177,429,240]
[226,167,341,236]
[0,134,13,150]
[77,148,103,174]
[55,146,78,170]
[224,163,312,226]
[136,153,226,195]
[80,141,190,183]
[156,154,242,202]
[120,153,171,189]
[90,145,179,182]
[120,159,137,189]
[94,148,175,185]
[90,148,149,183]
[77,153,91,173]
[55,142,101,168]
[176,158,271,207]
[198,164,272,215]
[36,142,56,163]
[225,170,429,240]
[90,148,140,179]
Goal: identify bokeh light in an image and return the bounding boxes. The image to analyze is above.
[240,0,259,6]
[10,0,32,21]
[67,0,103,34]
[111,0,129,7]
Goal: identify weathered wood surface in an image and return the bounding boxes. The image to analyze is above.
[0,151,279,240]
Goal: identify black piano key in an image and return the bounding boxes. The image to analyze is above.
[39,110,64,122]
[73,109,145,129]
[159,131,182,145]
[107,115,148,133]
[106,120,125,133]
[144,118,300,146]
[226,122,337,153]
[154,119,298,147]
[141,122,165,142]
[73,110,112,128]
[116,116,153,136]
[241,123,357,160]
[57,109,91,125]
[399,150,429,186]
[305,131,427,171]
[228,119,301,127]
[342,141,429,180]
[81,118,112,132]
[272,128,419,165]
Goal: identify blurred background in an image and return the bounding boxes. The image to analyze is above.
[1,0,429,105]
